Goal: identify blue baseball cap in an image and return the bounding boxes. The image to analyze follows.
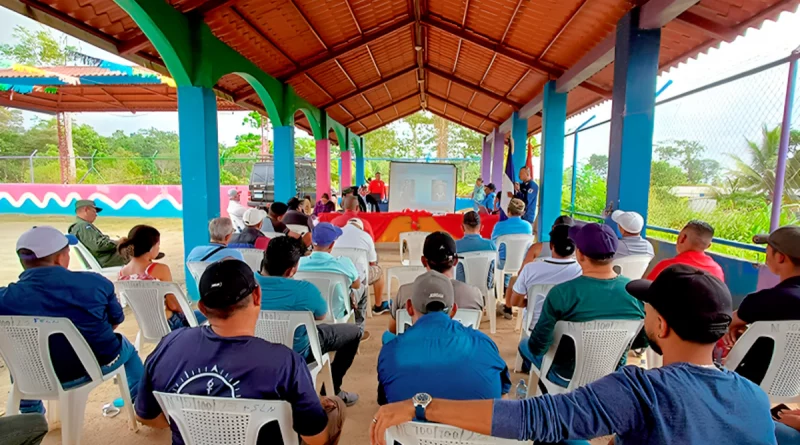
[312,223,343,246]
[568,223,618,259]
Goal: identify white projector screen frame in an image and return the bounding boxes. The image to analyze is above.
[388,161,457,213]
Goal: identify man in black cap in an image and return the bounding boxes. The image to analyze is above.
[370,265,777,445]
[135,259,346,445]
[69,199,127,267]
[723,225,800,384]
[388,232,483,334]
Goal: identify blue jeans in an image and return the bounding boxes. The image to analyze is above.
[518,336,570,389]
[776,422,800,444]
[20,334,144,414]
[167,309,207,330]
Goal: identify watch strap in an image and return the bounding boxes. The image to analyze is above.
[415,403,426,421]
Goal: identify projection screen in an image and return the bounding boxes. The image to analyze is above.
[388,161,457,213]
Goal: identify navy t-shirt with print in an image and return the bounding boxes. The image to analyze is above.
[135,327,327,445]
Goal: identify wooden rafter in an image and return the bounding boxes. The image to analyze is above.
[384,84,393,101]
[288,0,328,51]
[359,106,421,134]
[507,69,530,96]
[343,0,362,35]
[675,11,738,42]
[426,91,501,126]
[229,7,297,67]
[323,65,417,109]
[427,65,522,108]
[335,60,357,89]
[305,73,333,100]
[452,39,462,73]
[540,0,590,60]
[366,45,382,77]
[427,107,486,134]
[344,90,418,126]
[479,53,497,86]
[499,0,524,44]
[197,0,238,16]
[461,0,471,27]
[118,34,150,55]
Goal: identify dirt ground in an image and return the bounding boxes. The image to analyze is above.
[0,215,609,445]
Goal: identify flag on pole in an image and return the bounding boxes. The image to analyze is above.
[499,141,515,221]
[526,140,535,177]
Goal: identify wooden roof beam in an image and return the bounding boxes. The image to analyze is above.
[426,65,522,108]
[359,105,421,134]
[118,34,151,55]
[229,7,297,68]
[427,106,488,134]
[323,65,417,109]
[343,90,418,126]
[426,91,502,126]
[674,11,739,42]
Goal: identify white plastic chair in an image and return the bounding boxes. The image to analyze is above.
[385,266,427,304]
[154,392,297,445]
[261,231,286,239]
[612,255,653,280]
[254,311,334,393]
[186,261,211,286]
[513,284,556,372]
[725,320,800,403]
[399,232,431,266]
[459,251,497,333]
[235,248,264,272]
[70,242,123,305]
[286,224,309,235]
[494,234,534,332]
[0,316,137,445]
[293,271,354,324]
[386,421,531,444]
[116,281,199,350]
[528,319,643,397]
[396,309,482,334]
[331,247,373,317]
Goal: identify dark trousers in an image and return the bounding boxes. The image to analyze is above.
[0,414,48,445]
[315,323,362,394]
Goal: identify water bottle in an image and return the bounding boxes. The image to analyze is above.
[515,379,528,400]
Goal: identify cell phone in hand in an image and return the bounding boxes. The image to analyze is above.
[772,403,790,420]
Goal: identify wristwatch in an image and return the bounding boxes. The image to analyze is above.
[412,393,432,421]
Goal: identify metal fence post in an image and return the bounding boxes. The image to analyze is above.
[28,150,38,184]
[570,116,595,215]
[770,52,798,231]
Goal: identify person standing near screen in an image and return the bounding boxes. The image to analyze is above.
[513,167,539,224]
[369,172,387,203]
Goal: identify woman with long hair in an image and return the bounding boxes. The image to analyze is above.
[117,225,205,329]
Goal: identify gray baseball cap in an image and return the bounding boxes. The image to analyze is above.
[753,226,800,258]
[410,271,455,314]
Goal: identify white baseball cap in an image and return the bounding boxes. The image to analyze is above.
[348,218,364,230]
[16,226,78,259]
[242,208,267,226]
[227,189,240,198]
[611,210,644,234]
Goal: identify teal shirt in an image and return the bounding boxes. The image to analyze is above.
[298,251,359,319]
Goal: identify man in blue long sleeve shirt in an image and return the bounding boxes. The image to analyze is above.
[371,265,777,445]
[513,167,538,225]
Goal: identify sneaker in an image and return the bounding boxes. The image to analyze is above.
[360,331,371,342]
[373,302,390,315]
[337,390,359,407]
[503,306,513,320]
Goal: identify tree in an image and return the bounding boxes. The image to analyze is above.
[448,125,482,158]
[401,112,435,157]
[433,115,449,158]
[0,25,77,65]
[650,160,687,188]
[587,154,608,177]
[655,139,720,184]
[728,124,800,201]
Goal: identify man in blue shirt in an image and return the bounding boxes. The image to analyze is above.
[513,167,539,225]
[478,183,497,214]
[258,236,362,406]
[185,217,245,263]
[491,198,533,301]
[0,226,144,414]
[135,259,346,445]
[378,271,510,405]
[471,178,485,211]
[371,265,777,445]
[455,211,496,288]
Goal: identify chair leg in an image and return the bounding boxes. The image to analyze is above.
[322,360,335,398]
[134,331,142,352]
[526,369,540,398]
[46,400,61,429]
[366,286,373,319]
[60,389,90,445]
[489,275,499,334]
[114,368,138,432]
[514,309,524,333]
[5,385,21,415]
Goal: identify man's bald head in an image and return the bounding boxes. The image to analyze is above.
[344,195,360,211]
[677,220,715,253]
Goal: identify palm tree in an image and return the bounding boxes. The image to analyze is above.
[727,124,800,202]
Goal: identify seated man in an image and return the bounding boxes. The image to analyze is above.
[0,226,143,413]
[229,208,269,250]
[389,232,484,334]
[723,225,800,384]
[477,183,497,214]
[507,224,582,334]
[186,217,245,262]
[647,220,723,281]
[378,271,510,405]
[135,259,345,445]
[263,202,313,246]
[611,209,654,258]
[282,197,314,232]
[226,188,248,232]
[331,196,375,239]
[491,198,533,318]
[258,236,362,406]
[454,211,496,288]
[519,223,645,388]
[335,218,388,314]
[371,266,776,445]
[521,215,575,266]
[68,199,127,267]
[298,223,364,334]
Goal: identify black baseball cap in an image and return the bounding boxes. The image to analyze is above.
[199,260,258,310]
[626,264,732,343]
[423,231,461,264]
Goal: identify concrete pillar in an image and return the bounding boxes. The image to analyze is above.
[315,139,331,201]
[511,111,528,181]
[356,148,366,186]
[538,81,568,241]
[491,129,504,187]
[606,8,662,233]
[481,137,491,182]
[340,150,352,191]
[273,125,296,203]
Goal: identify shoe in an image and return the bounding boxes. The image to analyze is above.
[503,306,513,320]
[360,331,371,342]
[373,302,390,315]
[337,390,359,407]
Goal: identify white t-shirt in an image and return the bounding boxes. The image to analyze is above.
[334,224,378,281]
[512,258,583,330]
[227,200,248,231]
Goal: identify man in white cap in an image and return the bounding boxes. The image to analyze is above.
[226,188,248,232]
[334,218,388,314]
[0,226,144,414]
[229,208,269,250]
[611,209,654,259]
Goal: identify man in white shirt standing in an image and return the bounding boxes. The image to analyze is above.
[611,209,654,258]
[334,218,388,314]
[226,189,248,232]
[507,224,582,332]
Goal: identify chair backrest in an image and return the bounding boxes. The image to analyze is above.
[396,309,481,334]
[725,320,800,403]
[186,261,211,286]
[261,231,286,239]
[331,247,369,281]
[386,421,531,444]
[524,283,557,332]
[399,232,431,266]
[542,319,643,390]
[116,281,198,344]
[293,271,352,322]
[0,316,103,399]
[154,392,298,445]
[286,224,309,235]
[612,255,653,280]
[254,310,325,367]
[71,241,103,272]
[495,234,534,273]
[386,265,427,295]
[235,248,264,272]
[459,251,496,295]
[396,308,413,334]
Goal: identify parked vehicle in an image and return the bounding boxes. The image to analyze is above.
[248,158,316,206]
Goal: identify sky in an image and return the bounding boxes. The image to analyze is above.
[1,6,799,154]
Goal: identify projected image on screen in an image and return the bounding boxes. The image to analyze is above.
[389,162,457,213]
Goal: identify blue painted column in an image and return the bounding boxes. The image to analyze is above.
[177,86,220,300]
[606,8,661,234]
[538,81,567,242]
[273,125,296,202]
[356,146,366,186]
[490,129,504,186]
[481,136,491,181]
[510,111,528,181]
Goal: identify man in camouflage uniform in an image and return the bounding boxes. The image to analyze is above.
[68,199,127,268]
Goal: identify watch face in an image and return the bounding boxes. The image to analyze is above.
[413,393,432,407]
